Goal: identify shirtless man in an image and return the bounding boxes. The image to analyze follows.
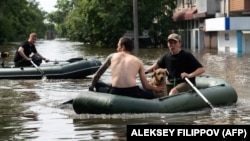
[89,36,163,99]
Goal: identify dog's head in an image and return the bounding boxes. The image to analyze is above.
[1,52,9,59]
[152,68,168,84]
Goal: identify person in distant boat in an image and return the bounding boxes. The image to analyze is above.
[14,33,49,67]
[89,36,163,99]
[145,33,205,96]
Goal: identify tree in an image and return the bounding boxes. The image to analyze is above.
[48,0,176,47]
[46,0,73,38]
[0,0,46,43]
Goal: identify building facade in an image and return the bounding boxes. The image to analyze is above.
[172,0,250,54]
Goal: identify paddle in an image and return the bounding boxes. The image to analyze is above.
[51,57,84,64]
[59,99,73,105]
[30,60,47,80]
[185,77,215,109]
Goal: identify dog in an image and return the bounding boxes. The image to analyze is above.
[149,68,168,98]
[1,52,9,68]
[1,52,9,59]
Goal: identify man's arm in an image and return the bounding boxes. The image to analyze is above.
[89,54,113,91]
[138,61,163,92]
[145,63,159,74]
[18,47,31,61]
[34,52,49,62]
[181,67,205,79]
[181,53,205,79]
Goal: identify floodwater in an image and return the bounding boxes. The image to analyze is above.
[0,39,249,140]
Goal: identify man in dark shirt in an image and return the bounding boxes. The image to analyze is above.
[145,33,205,95]
[14,33,49,67]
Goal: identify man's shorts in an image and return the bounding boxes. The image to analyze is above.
[175,82,192,92]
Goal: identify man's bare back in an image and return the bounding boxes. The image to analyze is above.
[111,52,143,88]
[89,36,162,98]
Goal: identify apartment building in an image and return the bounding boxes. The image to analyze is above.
[172,0,250,54]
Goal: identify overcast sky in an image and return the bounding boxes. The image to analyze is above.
[37,0,57,12]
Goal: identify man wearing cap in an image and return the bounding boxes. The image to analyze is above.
[145,33,205,96]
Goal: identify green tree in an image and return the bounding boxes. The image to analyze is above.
[46,0,73,38]
[0,0,46,43]
[48,0,176,47]
[65,0,132,46]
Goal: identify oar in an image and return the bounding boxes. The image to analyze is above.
[185,77,215,109]
[56,99,73,108]
[52,57,84,63]
[61,99,73,105]
[30,60,47,80]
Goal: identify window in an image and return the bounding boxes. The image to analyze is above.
[225,33,229,40]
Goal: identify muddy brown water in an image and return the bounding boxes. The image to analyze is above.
[0,39,249,140]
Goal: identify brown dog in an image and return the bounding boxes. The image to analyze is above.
[1,52,9,59]
[149,68,168,98]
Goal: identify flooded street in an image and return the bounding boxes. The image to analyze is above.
[0,39,250,140]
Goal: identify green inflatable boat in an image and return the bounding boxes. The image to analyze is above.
[72,76,238,114]
[0,58,101,79]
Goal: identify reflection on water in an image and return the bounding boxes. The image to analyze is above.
[0,39,250,140]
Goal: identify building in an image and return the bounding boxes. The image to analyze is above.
[172,0,250,54]
[45,30,56,40]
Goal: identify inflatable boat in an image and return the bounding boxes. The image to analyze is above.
[0,58,101,79]
[72,76,238,114]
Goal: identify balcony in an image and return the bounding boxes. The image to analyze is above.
[230,0,250,12]
[172,8,198,21]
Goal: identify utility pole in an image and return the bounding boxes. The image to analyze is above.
[133,0,139,50]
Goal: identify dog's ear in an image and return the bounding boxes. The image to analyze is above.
[152,71,156,78]
[151,69,156,78]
